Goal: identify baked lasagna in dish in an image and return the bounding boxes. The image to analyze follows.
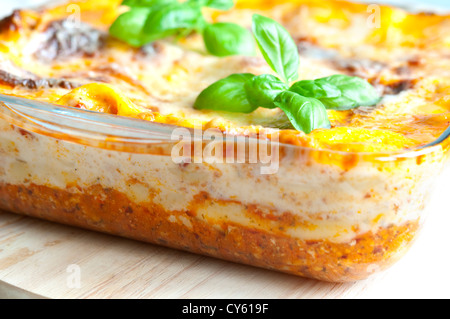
[0,0,449,282]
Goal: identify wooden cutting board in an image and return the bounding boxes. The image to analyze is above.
[1,167,450,299]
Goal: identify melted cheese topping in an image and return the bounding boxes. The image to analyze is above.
[1,0,450,153]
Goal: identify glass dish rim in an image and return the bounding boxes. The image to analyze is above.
[1,93,448,161]
[0,1,449,162]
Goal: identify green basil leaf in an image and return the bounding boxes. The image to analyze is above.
[289,80,341,99]
[109,8,154,47]
[244,74,288,109]
[189,0,234,10]
[252,14,299,84]
[315,75,381,110]
[194,73,257,113]
[121,0,176,8]
[274,91,331,134]
[143,2,204,39]
[203,23,255,57]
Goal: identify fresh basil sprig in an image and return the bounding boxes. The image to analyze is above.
[290,75,381,110]
[194,73,257,113]
[274,91,331,133]
[190,0,234,10]
[244,74,288,109]
[143,2,205,38]
[203,23,256,57]
[194,14,381,134]
[109,7,155,47]
[110,0,255,57]
[252,14,299,84]
[289,80,341,100]
[121,0,175,8]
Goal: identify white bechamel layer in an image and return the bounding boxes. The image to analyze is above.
[0,118,444,243]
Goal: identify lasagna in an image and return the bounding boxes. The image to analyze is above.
[0,0,449,282]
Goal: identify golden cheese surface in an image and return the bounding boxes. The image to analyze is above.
[1,0,450,153]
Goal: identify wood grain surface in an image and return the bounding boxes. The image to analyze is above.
[1,166,450,299]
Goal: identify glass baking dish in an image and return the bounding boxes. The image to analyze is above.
[0,93,449,283]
